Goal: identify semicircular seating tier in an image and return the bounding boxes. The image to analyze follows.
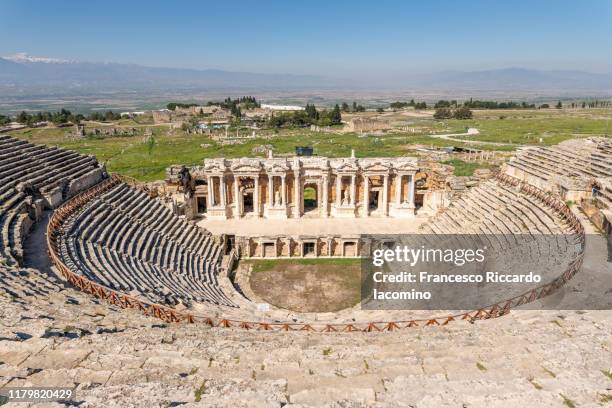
[505,137,612,192]
[54,180,237,308]
[0,135,104,266]
[0,135,587,331]
[50,175,583,327]
[415,178,583,297]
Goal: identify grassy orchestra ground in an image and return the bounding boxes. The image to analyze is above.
[246,258,363,313]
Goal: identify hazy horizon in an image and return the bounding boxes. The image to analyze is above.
[2,0,612,79]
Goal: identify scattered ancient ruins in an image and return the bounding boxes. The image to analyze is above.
[0,134,610,406]
[344,117,391,132]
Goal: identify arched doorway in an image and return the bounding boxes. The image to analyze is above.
[241,178,255,214]
[243,190,254,213]
[303,184,318,213]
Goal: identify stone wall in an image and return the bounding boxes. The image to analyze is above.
[67,167,106,198]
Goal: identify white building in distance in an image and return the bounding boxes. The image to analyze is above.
[261,104,305,111]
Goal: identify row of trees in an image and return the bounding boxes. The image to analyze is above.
[87,111,123,121]
[166,102,198,111]
[566,100,612,108]
[433,107,473,120]
[390,98,612,110]
[389,100,428,110]
[462,99,537,109]
[341,101,365,112]
[217,96,259,117]
[9,109,124,126]
[167,96,261,112]
[15,109,82,126]
[390,100,413,109]
[268,104,342,128]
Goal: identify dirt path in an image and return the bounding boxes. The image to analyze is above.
[427,128,518,146]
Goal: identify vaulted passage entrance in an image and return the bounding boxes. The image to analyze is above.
[369,190,379,211]
[243,191,254,214]
[303,185,318,213]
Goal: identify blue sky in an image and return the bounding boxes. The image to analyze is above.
[1,0,611,77]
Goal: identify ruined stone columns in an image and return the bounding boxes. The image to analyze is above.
[281,175,286,205]
[395,174,403,206]
[254,176,260,216]
[293,171,301,217]
[409,174,415,208]
[233,176,240,217]
[207,175,214,208]
[322,174,329,217]
[268,174,274,206]
[363,175,369,217]
[220,176,226,207]
[336,176,342,206]
[383,174,389,216]
[350,174,356,206]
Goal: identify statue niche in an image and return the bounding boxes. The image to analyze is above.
[342,188,350,206]
[274,189,282,206]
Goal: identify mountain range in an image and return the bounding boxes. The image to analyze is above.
[1,53,612,100]
[0,54,327,92]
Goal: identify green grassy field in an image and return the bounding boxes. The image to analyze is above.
[7,108,611,182]
[442,159,494,176]
[250,257,361,272]
[440,108,612,145]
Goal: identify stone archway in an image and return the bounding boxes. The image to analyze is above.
[243,190,254,213]
[303,183,318,213]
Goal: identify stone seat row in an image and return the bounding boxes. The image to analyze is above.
[0,265,63,302]
[69,204,220,283]
[55,181,237,308]
[509,145,612,182]
[0,140,98,204]
[58,236,235,307]
[0,191,28,265]
[423,181,567,233]
[68,184,223,282]
[420,180,577,254]
[421,222,574,268]
[0,136,104,267]
[97,184,219,258]
[0,148,81,197]
[599,185,612,209]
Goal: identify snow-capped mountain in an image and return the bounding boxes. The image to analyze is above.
[1,52,612,96]
[3,52,71,64]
